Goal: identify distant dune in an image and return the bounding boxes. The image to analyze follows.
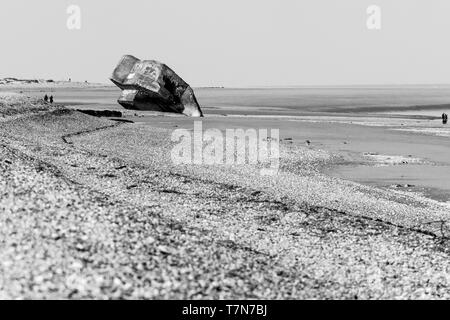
[0,77,112,89]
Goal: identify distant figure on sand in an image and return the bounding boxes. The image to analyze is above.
[44,94,48,102]
[49,96,53,104]
[443,113,448,125]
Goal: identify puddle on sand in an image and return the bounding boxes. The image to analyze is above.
[329,164,450,203]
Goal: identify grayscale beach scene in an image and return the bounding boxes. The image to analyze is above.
[1,0,450,301]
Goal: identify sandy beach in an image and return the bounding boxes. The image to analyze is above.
[1,86,450,299]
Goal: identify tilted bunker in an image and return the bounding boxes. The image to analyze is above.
[110,55,203,117]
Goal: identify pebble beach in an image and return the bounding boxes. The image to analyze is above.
[1,92,450,299]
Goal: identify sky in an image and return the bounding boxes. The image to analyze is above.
[1,0,450,87]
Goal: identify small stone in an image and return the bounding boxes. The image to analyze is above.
[71,260,83,270]
[157,245,173,255]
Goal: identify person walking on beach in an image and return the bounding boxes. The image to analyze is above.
[443,113,448,125]
[49,95,54,104]
[44,94,48,102]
